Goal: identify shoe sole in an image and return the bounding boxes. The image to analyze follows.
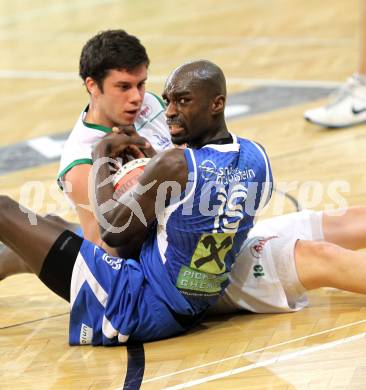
[304,116,366,129]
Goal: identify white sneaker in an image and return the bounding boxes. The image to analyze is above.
[304,75,366,128]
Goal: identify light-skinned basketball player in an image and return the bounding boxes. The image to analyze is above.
[0,29,169,276]
[57,30,171,252]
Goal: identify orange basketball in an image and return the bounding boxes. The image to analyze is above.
[113,157,150,196]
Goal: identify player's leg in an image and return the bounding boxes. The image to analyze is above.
[304,2,366,128]
[0,244,31,279]
[295,239,366,294]
[0,195,78,278]
[322,206,366,249]
[0,213,80,279]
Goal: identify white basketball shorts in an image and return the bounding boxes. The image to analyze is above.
[211,210,324,314]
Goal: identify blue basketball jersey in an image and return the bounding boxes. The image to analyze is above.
[140,133,272,314]
[69,133,272,345]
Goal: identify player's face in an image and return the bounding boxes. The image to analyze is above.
[95,65,147,127]
[162,76,213,147]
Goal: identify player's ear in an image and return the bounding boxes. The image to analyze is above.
[211,95,225,115]
[85,77,102,97]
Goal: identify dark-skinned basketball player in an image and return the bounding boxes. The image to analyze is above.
[0,60,271,345]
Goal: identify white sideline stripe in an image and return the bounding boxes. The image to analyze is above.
[225,104,250,118]
[143,319,366,384]
[163,332,366,390]
[27,136,65,159]
[0,69,341,87]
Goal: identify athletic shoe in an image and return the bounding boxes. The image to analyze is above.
[304,75,366,128]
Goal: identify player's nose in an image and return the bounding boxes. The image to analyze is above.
[129,87,143,104]
[165,101,178,118]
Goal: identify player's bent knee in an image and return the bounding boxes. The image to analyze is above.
[295,240,339,289]
[309,240,338,259]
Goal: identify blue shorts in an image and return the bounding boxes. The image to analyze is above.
[69,239,188,345]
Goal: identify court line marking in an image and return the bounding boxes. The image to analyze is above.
[0,69,341,87]
[0,0,118,28]
[274,187,302,211]
[0,31,353,46]
[0,312,68,330]
[163,331,366,390]
[142,36,353,47]
[122,344,145,390]
[142,318,366,384]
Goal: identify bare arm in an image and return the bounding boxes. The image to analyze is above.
[64,164,119,255]
[91,133,188,254]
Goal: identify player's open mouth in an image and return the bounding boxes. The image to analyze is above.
[169,124,184,135]
[125,110,139,119]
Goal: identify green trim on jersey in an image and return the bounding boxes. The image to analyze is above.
[82,121,112,133]
[57,158,93,190]
[149,92,166,109]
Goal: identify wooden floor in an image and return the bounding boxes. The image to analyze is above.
[1,0,366,388]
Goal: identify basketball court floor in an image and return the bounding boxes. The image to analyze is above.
[1,0,365,388]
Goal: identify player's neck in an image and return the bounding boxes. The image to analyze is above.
[208,133,233,145]
[85,103,113,129]
[188,124,230,148]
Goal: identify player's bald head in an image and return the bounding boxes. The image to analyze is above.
[165,60,226,99]
[162,60,228,147]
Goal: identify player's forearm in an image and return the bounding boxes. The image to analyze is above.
[91,141,149,247]
[90,146,125,246]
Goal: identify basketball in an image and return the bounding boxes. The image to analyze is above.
[113,157,150,196]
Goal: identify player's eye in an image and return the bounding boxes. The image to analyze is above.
[119,84,130,91]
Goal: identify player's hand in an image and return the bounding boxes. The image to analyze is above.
[112,126,157,158]
[92,131,150,160]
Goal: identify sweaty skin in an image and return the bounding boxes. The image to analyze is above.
[163,60,228,148]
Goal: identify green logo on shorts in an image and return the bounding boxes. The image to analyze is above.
[176,265,228,296]
[253,264,265,278]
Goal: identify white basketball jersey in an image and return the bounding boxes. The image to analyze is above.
[57,92,171,189]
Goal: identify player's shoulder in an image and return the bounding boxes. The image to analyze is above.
[237,136,269,157]
[151,147,186,169]
[144,148,186,183]
[237,135,261,148]
[235,136,272,179]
